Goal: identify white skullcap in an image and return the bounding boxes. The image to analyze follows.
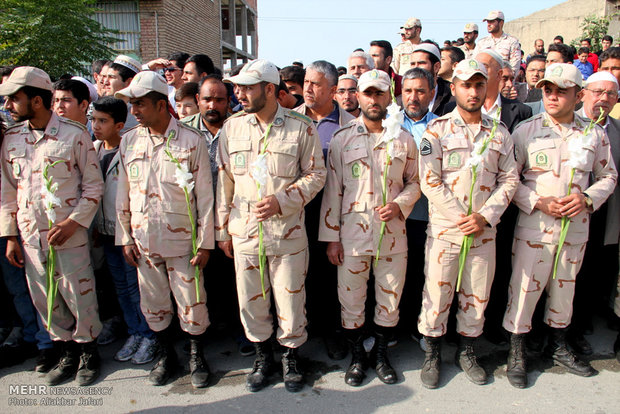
[584,71,619,88]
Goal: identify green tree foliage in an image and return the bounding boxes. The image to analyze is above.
[571,14,616,53]
[0,0,119,78]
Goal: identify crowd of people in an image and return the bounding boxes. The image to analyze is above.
[0,9,619,395]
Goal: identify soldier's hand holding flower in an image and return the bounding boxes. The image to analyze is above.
[375,202,401,222]
[457,213,487,237]
[190,248,211,269]
[535,196,564,218]
[47,218,80,246]
[255,195,281,221]
[558,193,586,217]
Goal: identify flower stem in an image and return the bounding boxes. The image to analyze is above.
[375,153,391,266]
[552,168,575,279]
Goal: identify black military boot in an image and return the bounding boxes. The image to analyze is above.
[149,329,177,386]
[344,328,367,386]
[506,333,527,388]
[282,347,304,392]
[188,336,210,388]
[545,327,597,377]
[47,341,80,386]
[371,327,397,384]
[35,346,60,373]
[246,341,275,392]
[420,336,442,389]
[455,335,487,385]
[76,341,101,386]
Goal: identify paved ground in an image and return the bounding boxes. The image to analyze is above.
[0,320,619,414]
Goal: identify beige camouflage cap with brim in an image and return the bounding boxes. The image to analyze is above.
[0,66,53,96]
[114,70,169,99]
[535,63,583,89]
[224,59,280,86]
[483,10,505,21]
[358,69,391,92]
[452,59,489,82]
[463,23,479,33]
[402,17,421,29]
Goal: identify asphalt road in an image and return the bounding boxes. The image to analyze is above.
[1,321,619,414]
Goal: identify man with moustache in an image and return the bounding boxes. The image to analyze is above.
[393,18,423,75]
[398,68,437,343]
[474,10,521,79]
[335,74,360,117]
[417,59,518,388]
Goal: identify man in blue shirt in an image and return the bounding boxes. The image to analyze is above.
[399,68,437,345]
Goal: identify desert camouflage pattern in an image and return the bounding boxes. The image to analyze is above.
[116,117,214,257]
[215,104,325,347]
[511,112,617,244]
[474,33,522,78]
[338,252,407,329]
[135,245,208,334]
[23,239,102,343]
[503,239,585,333]
[393,41,417,75]
[234,248,308,348]
[418,237,495,337]
[116,117,214,334]
[419,109,518,245]
[319,117,420,256]
[0,112,103,248]
[418,109,518,338]
[505,112,617,333]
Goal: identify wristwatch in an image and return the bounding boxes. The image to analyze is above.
[583,192,593,209]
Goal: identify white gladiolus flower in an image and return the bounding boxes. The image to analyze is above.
[382,103,404,140]
[465,139,489,169]
[174,163,195,192]
[566,137,590,169]
[251,153,269,197]
[41,186,61,224]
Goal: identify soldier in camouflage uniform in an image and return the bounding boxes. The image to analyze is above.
[319,69,420,386]
[0,67,104,386]
[115,71,214,388]
[503,63,617,387]
[418,59,519,388]
[217,60,326,393]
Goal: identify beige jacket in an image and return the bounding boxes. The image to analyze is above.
[0,113,104,250]
[115,117,214,257]
[215,105,326,255]
[419,109,519,246]
[512,112,617,244]
[319,117,421,256]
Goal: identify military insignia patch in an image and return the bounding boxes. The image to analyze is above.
[469,60,478,68]
[49,127,58,135]
[351,162,361,178]
[234,153,246,168]
[535,152,549,167]
[129,164,139,178]
[420,138,432,156]
[447,152,461,168]
[274,117,284,126]
[551,65,563,77]
[357,126,365,133]
[12,162,20,176]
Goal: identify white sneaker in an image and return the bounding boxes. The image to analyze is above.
[114,334,142,362]
[131,336,158,365]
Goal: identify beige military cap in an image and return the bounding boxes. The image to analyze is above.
[114,70,169,99]
[452,59,489,82]
[536,63,583,89]
[0,66,53,96]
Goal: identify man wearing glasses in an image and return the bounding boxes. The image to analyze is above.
[145,52,191,109]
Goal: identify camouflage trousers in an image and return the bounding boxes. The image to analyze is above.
[234,247,308,348]
[23,244,102,343]
[503,238,585,334]
[338,253,407,329]
[135,248,209,335]
[418,236,495,338]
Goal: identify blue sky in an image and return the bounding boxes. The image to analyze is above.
[256,0,566,68]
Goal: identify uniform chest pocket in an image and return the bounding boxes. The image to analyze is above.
[267,142,298,178]
[482,141,506,174]
[442,138,469,171]
[527,139,556,172]
[44,143,73,179]
[387,141,407,180]
[229,139,251,175]
[7,143,26,179]
[125,151,146,182]
[343,146,369,181]
[162,148,191,185]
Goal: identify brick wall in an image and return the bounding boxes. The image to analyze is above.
[139,0,222,68]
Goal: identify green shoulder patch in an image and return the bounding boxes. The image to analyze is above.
[60,117,88,132]
[287,110,313,125]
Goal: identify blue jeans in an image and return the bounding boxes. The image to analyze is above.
[102,236,153,338]
[0,237,53,349]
